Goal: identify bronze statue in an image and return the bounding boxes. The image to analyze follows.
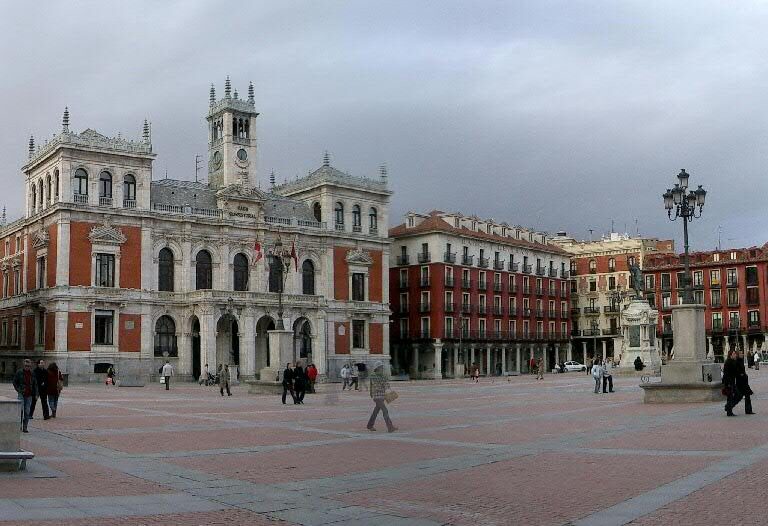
[629,263,643,298]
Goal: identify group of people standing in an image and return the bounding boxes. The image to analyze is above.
[340,363,360,390]
[723,349,755,416]
[281,362,318,404]
[590,359,614,394]
[12,359,64,433]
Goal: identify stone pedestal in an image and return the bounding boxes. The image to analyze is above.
[618,300,662,372]
[0,398,22,472]
[641,304,721,403]
[251,329,294,395]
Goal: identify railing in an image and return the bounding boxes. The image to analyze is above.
[123,199,136,209]
[477,280,487,290]
[523,265,533,274]
[493,260,505,271]
[419,276,430,287]
[462,279,472,289]
[477,305,487,315]
[462,255,474,266]
[508,307,518,316]
[98,196,113,207]
[570,307,580,315]
[523,286,531,294]
[509,284,517,294]
[508,261,519,272]
[493,282,503,292]
[399,304,409,314]
[535,309,544,318]
[536,267,546,276]
[582,329,601,336]
[493,306,504,316]
[351,224,362,233]
[419,302,431,313]
[445,302,455,313]
[461,303,473,314]
[478,257,489,268]
[445,276,455,287]
[548,268,557,278]
[73,193,88,204]
[604,305,620,313]
[535,287,544,295]
[560,270,570,279]
[444,252,456,263]
[747,321,762,332]
[548,310,556,318]
[419,330,431,339]
[399,279,409,289]
[602,328,619,336]
[584,307,600,315]
[417,252,431,263]
[396,255,410,265]
[335,223,345,232]
[369,227,378,235]
[571,329,581,337]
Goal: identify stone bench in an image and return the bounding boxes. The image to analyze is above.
[0,451,34,471]
[0,398,34,472]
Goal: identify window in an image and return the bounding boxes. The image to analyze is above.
[692,271,703,286]
[727,288,739,306]
[662,293,671,309]
[729,311,740,329]
[54,169,59,200]
[352,320,365,349]
[2,272,7,297]
[714,253,720,262]
[369,207,377,231]
[711,288,721,307]
[420,317,430,338]
[13,269,20,295]
[710,269,721,286]
[399,318,408,339]
[726,268,737,286]
[124,174,136,201]
[746,266,759,286]
[233,253,249,291]
[589,280,597,292]
[158,248,174,291]
[95,253,115,287]
[693,290,703,304]
[312,202,322,222]
[661,273,671,289]
[46,175,51,205]
[154,315,177,357]
[748,310,760,328]
[37,257,45,289]
[99,171,112,198]
[195,250,213,290]
[31,186,36,213]
[647,293,655,308]
[94,310,114,345]
[589,259,597,273]
[302,260,315,295]
[712,312,723,331]
[0,320,6,345]
[352,273,365,301]
[11,319,18,345]
[747,287,759,305]
[74,168,88,195]
[352,205,361,228]
[645,275,655,290]
[334,202,344,225]
[628,256,636,266]
[608,258,615,271]
[445,317,454,338]
[608,276,616,290]
[36,311,45,345]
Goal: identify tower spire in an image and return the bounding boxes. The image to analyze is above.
[224,76,231,99]
[28,135,35,159]
[62,107,70,133]
[379,163,388,183]
[142,119,150,143]
[233,88,239,100]
[269,170,276,187]
[248,81,254,104]
[323,150,330,167]
[209,84,216,106]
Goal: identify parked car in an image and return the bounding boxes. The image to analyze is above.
[563,361,587,372]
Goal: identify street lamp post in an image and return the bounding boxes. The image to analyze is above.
[662,169,707,304]
[267,237,294,330]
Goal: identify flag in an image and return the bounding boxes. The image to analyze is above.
[290,239,298,271]
[254,241,263,263]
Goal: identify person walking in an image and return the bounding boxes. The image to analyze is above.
[199,363,210,386]
[591,360,603,394]
[294,364,307,404]
[340,364,350,390]
[602,360,614,393]
[723,349,741,416]
[282,363,297,404]
[219,364,232,396]
[349,364,359,391]
[307,363,318,393]
[536,358,544,380]
[162,360,174,390]
[30,359,50,420]
[13,359,37,433]
[738,350,755,415]
[106,365,116,386]
[46,362,63,418]
[529,356,537,375]
[367,361,397,432]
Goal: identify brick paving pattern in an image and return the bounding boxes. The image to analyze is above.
[1,371,766,525]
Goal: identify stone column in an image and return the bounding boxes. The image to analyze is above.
[240,309,255,379]
[453,346,459,378]
[706,336,713,360]
[554,344,560,365]
[566,341,572,361]
[516,344,521,373]
[582,341,588,365]
[601,340,607,362]
[470,346,475,368]
[485,347,491,376]
[742,334,747,352]
[56,218,70,287]
[432,341,443,379]
[412,343,420,378]
[501,347,507,375]
[178,324,192,377]
[201,310,217,374]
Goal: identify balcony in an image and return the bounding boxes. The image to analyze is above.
[726,279,738,287]
[419,302,431,313]
[419,330,431,339]
[73,193,88,204]
[419,276,430,287]
[417,252,431,263]
[523,308,532,317]
[522,264,533,274]
[548,268,557,278]
[523,286,531,295]
[477,330,487,340]
[535,309,544,318]
[727,298,740,307]
[493,282,503,292]
[444,252,457,264]
[602,328,619,336]
[711,301,722,308]
[748,321,762,333]
[490,330,504,341]
[352,225,363,233]
[398,304,409,314]
[461,303,473,314]
[582,328,601,337]
[548,310,556,318]
[477,305,487,315]
[570,307,580,316]
[508,307,519,316]
[604,305,620,313]
[462,255,474,266]
[661,282,671,291]
[571,329,581,337]
[335,223,346,232]
[560,270,570,279]
[535,287,544,296]
[508,261,519,272]
[493,306,504,316]
[478,257,490,268]
[98,196,113,207]
[462,279,472,289]
[493,260,505,271]
[123,199,136,209]
[399,279,409,289]
[477,280,487,291]
[584,307,600,315]
[445,276,455,287]
[509,284,517,294]
[396,255,410,266]
[536,266,546,276]
[445,302,455,313]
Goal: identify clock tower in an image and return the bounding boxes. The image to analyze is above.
[207,77,259,188]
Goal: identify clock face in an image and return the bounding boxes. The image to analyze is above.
[213,151,222,169]
[237,148,248,161]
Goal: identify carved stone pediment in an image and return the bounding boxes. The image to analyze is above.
[89,222,127,245]
[346,248,373,266]
[31,229,49,249]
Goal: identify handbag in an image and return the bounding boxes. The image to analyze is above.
[721,386,730,397]
[384,390,399,403]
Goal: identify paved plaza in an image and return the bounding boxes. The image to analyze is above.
[0,371,765,525]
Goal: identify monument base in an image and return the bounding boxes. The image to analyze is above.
[247,380,283,395]
[641,381,723,403]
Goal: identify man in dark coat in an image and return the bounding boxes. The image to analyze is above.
[30,359,50,420]
[723,349,752,416]
[294,364,306,404]
[13,359,38,432]
[737,351,755,415]
[281,363,297,405]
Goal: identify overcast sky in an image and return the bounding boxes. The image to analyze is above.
[1,1,767,250]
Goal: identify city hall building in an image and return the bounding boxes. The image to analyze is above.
[0,79,391,382]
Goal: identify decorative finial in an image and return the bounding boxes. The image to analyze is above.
[62,107,70,132]
[224,76,231,98]
[142,119,150,143]
[233,89,239,100]
[28,135,35,159]
[1,206,6,226]
[269,170,276,187]
[379,163,388,182]
[323,150,330,167]
[248,81,254,104]
[209,84,216,106]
